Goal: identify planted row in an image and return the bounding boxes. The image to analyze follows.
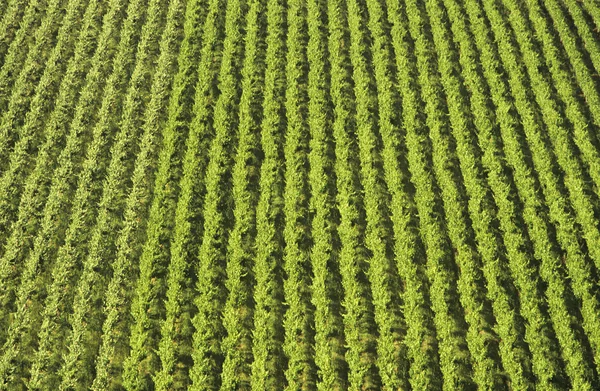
[470,0,599,387]
[89,0,185,387]
[219,0,267,388]
[55,0,168,386]
[123,0,210,388]
[280,0,317,388]
[0,0,41,66]
[0,0,46,113]
[346,0,414,388]
[327,0,381,388]
[187,0,248,387]
[0,0,93,348]
[0,0,116,385]
[25,0,148,387]
[305,0,348,388]
[431,0,600,388]
[153,0,226,386]
[248,0,288,386]
[0,0,72,168]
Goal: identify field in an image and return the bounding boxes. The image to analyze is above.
[1,0,600,389]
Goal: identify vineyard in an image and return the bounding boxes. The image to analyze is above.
[1,0,600,389]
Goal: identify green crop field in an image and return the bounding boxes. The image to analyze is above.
[1,0,600,389]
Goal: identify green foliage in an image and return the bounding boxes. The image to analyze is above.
[153,0,226,387]
[280,0,318,388]
[219,0,266,389]
[90,0,184,388]
[327,1,382,388]
[188,0,248,387]
[122,0,209,389]
[55,0,168,387]
[0,0,71,169]
[249,0,287,387]
[305,0,348,389]
[0,0,121,385]
[0,0,43,80]
[1,0,600,389]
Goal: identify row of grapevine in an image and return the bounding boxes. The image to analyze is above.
[437,0,593,387]
[0,0,83,253]
[1,0,600,387]
[0,0,44,83]
[122,0,209,388]
[503,0,600,269]
[280,0,317,388]
[561,0,600,78]
[0,0,96,252]
[424,0,532,388]
[467,0,600,388]
[442,0,545,389]
[490,2,579,388]
[305,0,348,388]
[0,0,73,167]
[219,0,267,388]
[546,0,600,366]
[0,0,46,113]
[429,0,600,388]
[499,0,599,263]
[0,0,30,60]
[537,0,600,191]
[385,0,509,387]
[482,2,575,388]
[346,0,415,388]
[381,1,450,388]
[560,1,600,110]
[0,0,91,346]
[326,0,382,388]
[152,0,226,385]
[187,0,248,386]
[515,0,600,384]
[441,0,579,390]
[491,0,600,381]
[89,0,185,388]
[0,0,101,250]
[248,0,288,386]
[0,0,119,256]
[0,0,106,294]
[580,0,600,31]
[401,0,487,388]
[0,0,112,384]
[54,0,168,386]
[24,0,147,387]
